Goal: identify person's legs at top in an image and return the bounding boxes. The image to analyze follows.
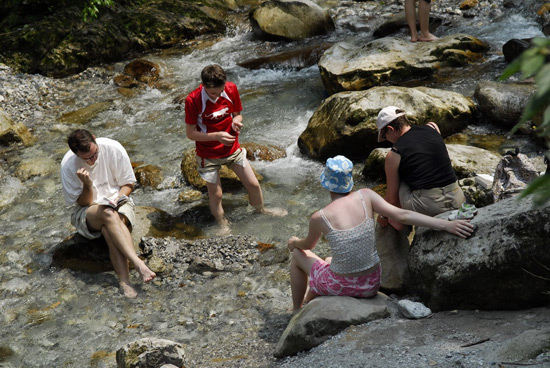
[418,0,437,41]
[405,0,419,42]
[290,249,323,311]
[85,205,156,297]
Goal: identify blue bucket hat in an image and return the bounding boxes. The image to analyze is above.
[320,155,354,193]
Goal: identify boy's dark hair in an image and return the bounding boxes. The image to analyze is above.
[68,129,95,154]
[387,109,410,132]
[201,64,226,88]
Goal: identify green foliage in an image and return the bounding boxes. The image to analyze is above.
[500,37,550,205]
[82,0,113,22]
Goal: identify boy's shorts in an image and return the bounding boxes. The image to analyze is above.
[196,148,247,184]
[309,260,381,298]
[71,198,136,239]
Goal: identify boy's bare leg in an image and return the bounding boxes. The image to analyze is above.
[231,163,287,216]
[206,180,230,235]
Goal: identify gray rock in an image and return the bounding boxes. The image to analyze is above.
[474,80,536,128]
[397,299,432,319]
[489,328,550,362]
[318,34,489,95]
[408,196,550,311]
[298,86,475,161]
[116,337,185,368]
[274,293,390,358]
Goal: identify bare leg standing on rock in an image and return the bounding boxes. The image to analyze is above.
[405,0,438,42]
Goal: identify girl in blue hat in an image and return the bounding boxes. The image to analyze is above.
[287,155,474,310]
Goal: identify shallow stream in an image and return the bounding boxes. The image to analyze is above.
[0,0,547,366]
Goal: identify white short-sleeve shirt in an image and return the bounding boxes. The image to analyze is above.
[60,137,136,206]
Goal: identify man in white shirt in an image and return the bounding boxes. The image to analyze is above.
[60,129,155,298]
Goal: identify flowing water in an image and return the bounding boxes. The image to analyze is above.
[0,1,546,367]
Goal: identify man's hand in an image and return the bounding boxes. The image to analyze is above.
[76,167,93,187]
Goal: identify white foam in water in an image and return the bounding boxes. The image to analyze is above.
[0,175,23,208]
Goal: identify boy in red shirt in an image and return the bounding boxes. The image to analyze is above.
[185,64,286,233]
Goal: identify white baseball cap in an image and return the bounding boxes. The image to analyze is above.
[377,106,406,142]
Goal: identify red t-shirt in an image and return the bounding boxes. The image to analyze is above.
[184,82,243,159]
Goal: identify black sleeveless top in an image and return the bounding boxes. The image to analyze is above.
[393,125,457,190]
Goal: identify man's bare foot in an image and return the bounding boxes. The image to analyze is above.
[419,33,438,42]
[410,35,419,42]
[136,263,156,283]
[120,282,138,298]
[215,223,231,236]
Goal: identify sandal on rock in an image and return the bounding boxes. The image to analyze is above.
[448,209,475,221]
[461,203,478,215]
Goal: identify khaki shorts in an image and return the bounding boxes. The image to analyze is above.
[196,148,247,184]
[70,198,136,239]
[399,180,465,216]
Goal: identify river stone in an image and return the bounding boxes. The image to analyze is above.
[134,164,163,189]
[238,43,332,70]
[57,101,113,125]
[123,59,160,86]
[274,293,390,358]
[298,86,475,161]
[241,142,286,161]
[474,80,536,128]
[397,299,432,319]
[0,109,35,147]
[249,0,335,41]
[318,34,489,95]
[180,148,263,191]
[408,196,550,311]
[116,337,185,368]
[14,156,57,180]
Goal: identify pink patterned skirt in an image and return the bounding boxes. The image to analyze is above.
[309,260,381,298]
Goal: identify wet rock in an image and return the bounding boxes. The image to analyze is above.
[51,233,113,273]
[134,164,163,189]
[180,148,263,191]
[14,156,57,180]
[241,142,286,161]
[274,293,390,357]
[238,43,332,70]
[177,189,203,203]
[123,59,160,86]
[318,34,489,95]
[298,86,475,161]
[447,144,502,178]
[460,0,478,10]
[502,38,533,63]
[113,74,139,88]
[492,153,540,202]
[249,0,335,41]
[56,101,113,125]
[0,109,35,147]
[116,337,185,368]
[474,80,536,128]
[408,196,550,311]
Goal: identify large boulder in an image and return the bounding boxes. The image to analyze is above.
[298,86,476,161]
[274,294,390,358]
[474,80,536,129]
[249,0,335,41]
[407,196,550,311]
[318,34,489,95]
